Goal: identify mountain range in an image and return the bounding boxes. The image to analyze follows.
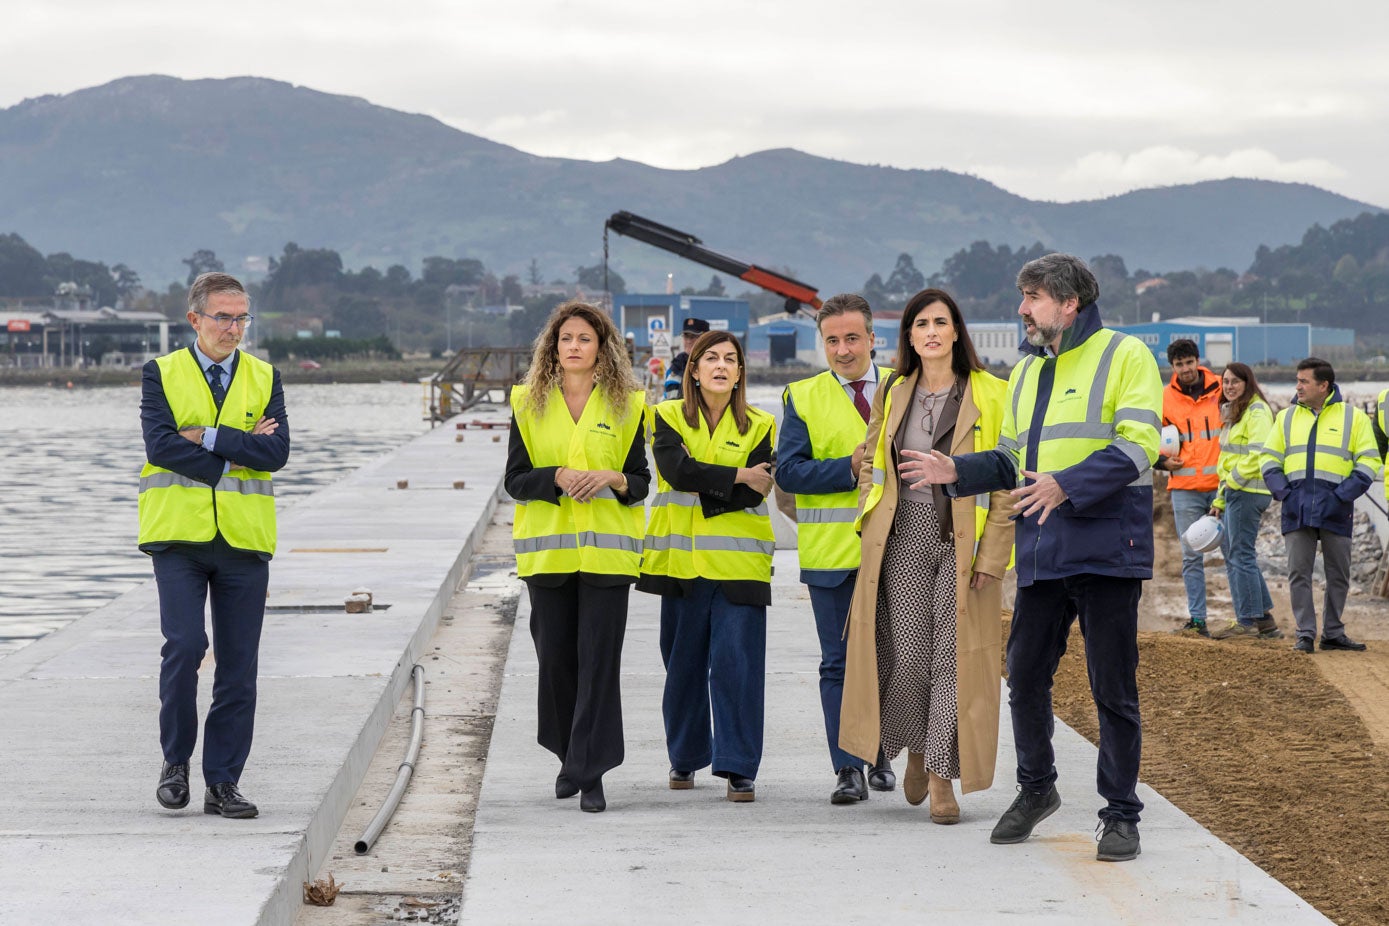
[0,75,1381,294]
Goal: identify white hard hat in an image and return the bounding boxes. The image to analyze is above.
[1159,424,1180,458]
[1183,515,1224,553]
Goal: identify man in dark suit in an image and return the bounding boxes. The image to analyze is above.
[139,272,290,819]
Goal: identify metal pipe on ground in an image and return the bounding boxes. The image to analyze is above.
[354,663,426,854]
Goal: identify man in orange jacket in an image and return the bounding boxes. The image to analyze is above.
[1156,339,1223,636]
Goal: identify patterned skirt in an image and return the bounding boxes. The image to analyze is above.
[875,498,961,778]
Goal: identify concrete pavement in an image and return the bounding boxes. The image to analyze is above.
[0,420,508,925]
[460,548,1332,925]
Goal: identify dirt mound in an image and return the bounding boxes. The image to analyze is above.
[1038,621,1389,925]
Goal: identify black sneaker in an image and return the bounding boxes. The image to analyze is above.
[1292,637,1314,654]
[1096,819,1141,861]
[1176,619,1210,638]
[1320,635,1367,652]
[990,785,1061,844]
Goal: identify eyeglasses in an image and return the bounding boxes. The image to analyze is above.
[918,390,942,434]
[198,312,254,330]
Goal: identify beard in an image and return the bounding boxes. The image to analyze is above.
[1025,320,1066,347]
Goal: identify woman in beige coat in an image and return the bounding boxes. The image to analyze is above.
[839,288,1014,823]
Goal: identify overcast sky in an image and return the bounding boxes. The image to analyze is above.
[9,0,1388,207]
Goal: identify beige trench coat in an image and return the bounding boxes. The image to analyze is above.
[838,368,1015,794]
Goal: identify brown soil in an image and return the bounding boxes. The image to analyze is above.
[1025,482,1389,925]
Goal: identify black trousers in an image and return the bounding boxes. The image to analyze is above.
[1007,574,1144,823]
[527,576,630,790]
[152,536,269,786]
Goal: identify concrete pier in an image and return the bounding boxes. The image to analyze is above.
[0,422,507,925]
[0,414,1334,924]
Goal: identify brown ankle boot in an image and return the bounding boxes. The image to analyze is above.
[928,771,959,825]
[903,752,928,806]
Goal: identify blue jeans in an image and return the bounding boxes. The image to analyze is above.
[1219,490,1273,623]
[808,578,863,772]
[1171,489,1217,621]
[658,579,766,780]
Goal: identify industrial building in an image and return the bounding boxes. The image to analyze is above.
[1114,317,1356,367]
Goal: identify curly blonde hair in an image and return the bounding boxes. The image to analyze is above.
[523,300,640,421]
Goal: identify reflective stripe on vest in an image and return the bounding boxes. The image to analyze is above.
[857,369,1012,569]
[1266,400,1376,487]
[640,399,775,585]
[137,348,277,555]
[783,368,888,572]
[510,385,647,578]
[1006,330,1161,488]
[1218,400,1272,497]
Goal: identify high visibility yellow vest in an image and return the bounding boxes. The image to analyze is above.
[138,348,277,555]
[510,385,647,578]
[1260,398,1379,488]
[1379,388,1389,502]
[858,369,1010,566]
[998,329,1161,481]
[641,400,775,586]
[783,367,891,575]
[1212,398,1273,510]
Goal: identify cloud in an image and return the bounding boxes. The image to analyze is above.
[1059,146,1349,198]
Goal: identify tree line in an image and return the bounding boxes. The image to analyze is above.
[861,211,1389,345]
[3,209,1387,356]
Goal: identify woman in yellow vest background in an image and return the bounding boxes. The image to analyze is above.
[1208,363,1282,639]
[505,301,650,813]
[638,330,775,802]
[840,288,1013,824]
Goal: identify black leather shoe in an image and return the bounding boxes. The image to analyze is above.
[1292,637,1314,654]
[867,749,896,792]
[1096,819,1141,861]
[830,767,868,805]
[1321,634,1367,652]
[555,773,579,799]
[580,779,606,813]
[726,775,755,803]
[990,785,1061,844]
[156,762,190,810]
[668,768,695,790]
[204,781,258,819]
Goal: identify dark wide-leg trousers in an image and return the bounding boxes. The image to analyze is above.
[152,536,269,787]
[659,578,766,781]
[527,576,629,791]
[1007,574,1144,824]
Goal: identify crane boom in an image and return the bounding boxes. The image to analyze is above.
[604,211,821,312]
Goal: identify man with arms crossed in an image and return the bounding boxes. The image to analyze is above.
[140,272,290,818]
[899,254,1162,862]
[1260,358,1376,654]
[776,294,896,803]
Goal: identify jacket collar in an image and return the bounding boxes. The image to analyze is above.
[1165,366,1222,401]
[1293,383,1343,413]
[1018,301,1104,359]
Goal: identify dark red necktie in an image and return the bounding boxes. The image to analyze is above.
[849,380,870,423]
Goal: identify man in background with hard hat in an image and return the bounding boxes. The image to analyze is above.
[1155,339,1222,637]
[1261,358,1378,653]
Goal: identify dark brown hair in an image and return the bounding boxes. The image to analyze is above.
[895,288,984,380]
[816,293,874,334]
[1220,362,1269,425]
[681,330,751,434]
